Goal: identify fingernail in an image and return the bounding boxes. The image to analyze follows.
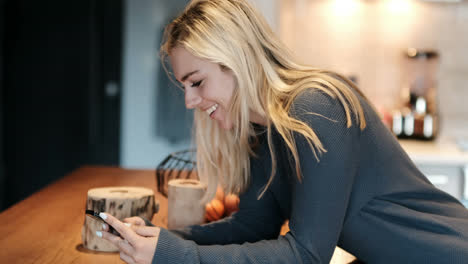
[99,212,107,220]
[124,223,131,227]
[96,231,102,238]
[102,223,107,229]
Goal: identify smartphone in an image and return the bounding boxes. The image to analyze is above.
[85,210,121,236]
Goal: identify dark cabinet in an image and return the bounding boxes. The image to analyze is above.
[1,0,122,210]
[0,0,5,210]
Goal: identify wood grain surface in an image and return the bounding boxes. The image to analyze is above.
[0,166,168,263]
[0,166,356,263]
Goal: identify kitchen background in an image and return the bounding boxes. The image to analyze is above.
[1,0,467,211]
[278,0,468,141]
[121,0,468,169]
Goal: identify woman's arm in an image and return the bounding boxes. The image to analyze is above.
[152,90,362,263]
[169,140,287,245]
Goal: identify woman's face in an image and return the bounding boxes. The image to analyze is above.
[169,46,235,130]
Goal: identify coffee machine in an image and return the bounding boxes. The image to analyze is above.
[392,48,439,140]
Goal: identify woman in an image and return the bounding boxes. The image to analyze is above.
[98,0,468,263]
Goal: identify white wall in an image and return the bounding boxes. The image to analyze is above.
[249,0,279,32]
[120,0,279,168]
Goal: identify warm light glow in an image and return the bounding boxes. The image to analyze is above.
[421,0,460,2]
[331,0,359,17]
[385,0,411,14]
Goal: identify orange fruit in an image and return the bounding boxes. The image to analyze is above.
[205,199,225,222]
[224,194,240,216]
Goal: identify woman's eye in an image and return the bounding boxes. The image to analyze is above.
[191,80,202,87]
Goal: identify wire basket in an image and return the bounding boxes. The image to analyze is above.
[155,149,198,197]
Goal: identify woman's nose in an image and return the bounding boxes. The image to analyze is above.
[185,88,202,109]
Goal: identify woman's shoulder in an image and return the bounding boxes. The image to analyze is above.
[289,88,348,123]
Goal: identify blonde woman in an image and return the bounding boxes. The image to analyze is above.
[99,0,468,263]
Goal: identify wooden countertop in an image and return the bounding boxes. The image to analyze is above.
[399,139,468,166]
[0,166,166,263]
[0,166,355,263]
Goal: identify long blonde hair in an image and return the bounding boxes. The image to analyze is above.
[160,0,367,202]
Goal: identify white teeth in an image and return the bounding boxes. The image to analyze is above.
[206,104,218,116]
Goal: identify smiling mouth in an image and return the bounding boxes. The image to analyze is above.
[206,104,219,117]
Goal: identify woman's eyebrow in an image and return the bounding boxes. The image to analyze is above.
[181,70,199,82]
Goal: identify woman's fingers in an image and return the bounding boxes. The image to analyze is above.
[120,251,135,264]
[118,239,135,257]
[99,231,136,259]
[102,217,143,232]
[99,214,147,234]
[134,226,161,237]
[99,230,123,245]
[101,222,132,234]
[97,213,159,264]
[99,213,139,245]
[99,225,159,264]
[123,216,146,226]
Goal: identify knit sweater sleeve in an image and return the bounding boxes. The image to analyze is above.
[167,144,286,245]
[152,90,361,263]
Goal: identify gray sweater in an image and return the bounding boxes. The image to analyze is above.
[150,89,468,263]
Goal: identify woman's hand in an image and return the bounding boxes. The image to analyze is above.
[98,213,160,264]
[122,216,146,227]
